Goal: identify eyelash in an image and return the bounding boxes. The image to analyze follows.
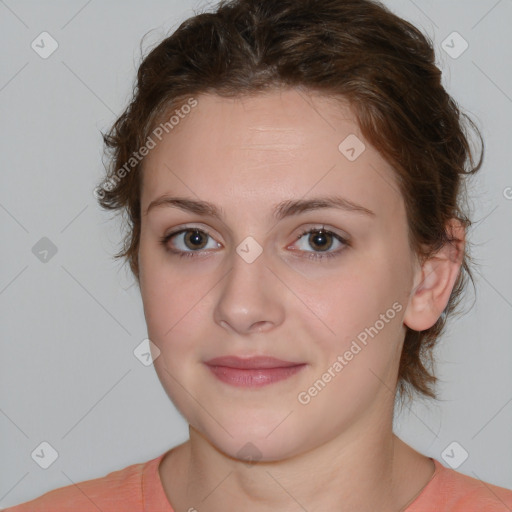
[159,226,350,261]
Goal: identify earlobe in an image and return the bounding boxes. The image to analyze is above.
[403,219,465,332]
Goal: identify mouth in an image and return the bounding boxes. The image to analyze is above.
[204,355,307,388]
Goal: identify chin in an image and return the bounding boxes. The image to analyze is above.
[219,436,302,464]
[196,416,308,464]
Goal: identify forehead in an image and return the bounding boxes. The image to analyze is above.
[140,89,402,217]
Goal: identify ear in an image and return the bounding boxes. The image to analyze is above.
[403,219,465,332]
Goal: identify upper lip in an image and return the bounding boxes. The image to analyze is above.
[204,356,305,369]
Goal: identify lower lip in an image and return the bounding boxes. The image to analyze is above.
[206,364,307,388]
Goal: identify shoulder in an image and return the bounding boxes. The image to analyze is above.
[1,456,157,512]
[407,459,512,512]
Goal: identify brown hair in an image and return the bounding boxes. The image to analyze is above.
[96,0,483,406]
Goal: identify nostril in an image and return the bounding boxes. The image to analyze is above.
[250,320,270,332]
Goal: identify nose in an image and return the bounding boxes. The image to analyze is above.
[213,247,285,335]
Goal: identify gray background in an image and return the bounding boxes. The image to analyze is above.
[1,0,511,507]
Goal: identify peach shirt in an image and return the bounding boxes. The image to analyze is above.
[3,453,512,511]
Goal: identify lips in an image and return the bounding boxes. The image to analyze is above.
[204,356,307,388]
[204,355,303,369]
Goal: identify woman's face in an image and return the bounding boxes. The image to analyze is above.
[138,89,418,461]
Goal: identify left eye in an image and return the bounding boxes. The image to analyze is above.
[290,227,349,260]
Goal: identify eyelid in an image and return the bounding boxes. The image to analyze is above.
[160,226,222,255]
[163,223,224,242]
[291,224,350,243]
[287,225,349,255]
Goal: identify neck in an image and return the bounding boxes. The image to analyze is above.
[160,401,433,512]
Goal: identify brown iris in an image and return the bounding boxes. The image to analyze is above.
[184,229,208,250]
[307,230,333,252]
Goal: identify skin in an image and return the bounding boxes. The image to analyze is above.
[137,88,464,512]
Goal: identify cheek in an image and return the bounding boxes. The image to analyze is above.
[139,236,196,332]
[313,262,389,332]
[303,248,408,366]
[142,273,206,344]
[139,260,216,370]
[296,268,405,415]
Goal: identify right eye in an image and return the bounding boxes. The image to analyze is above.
[160,228,222,258]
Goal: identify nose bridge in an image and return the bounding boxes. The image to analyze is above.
[213,240,285,334]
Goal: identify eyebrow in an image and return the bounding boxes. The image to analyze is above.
[144,195,375,220]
